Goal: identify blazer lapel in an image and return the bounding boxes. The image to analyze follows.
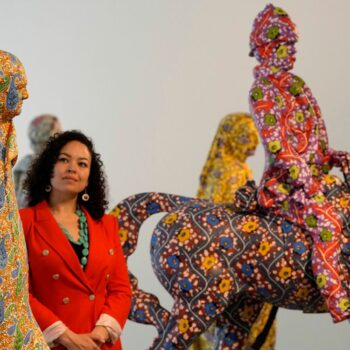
[34,201,94,292]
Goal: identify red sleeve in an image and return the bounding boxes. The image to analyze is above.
[100,215,131,329]
[28,284,61,331]
[19,208,62,331]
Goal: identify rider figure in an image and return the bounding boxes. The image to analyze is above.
[249,3,350,322]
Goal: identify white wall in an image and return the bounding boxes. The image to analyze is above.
[4,0,350,348]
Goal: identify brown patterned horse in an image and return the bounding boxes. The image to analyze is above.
[111,175,350,349]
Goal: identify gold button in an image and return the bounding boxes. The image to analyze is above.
[89,294,95,301]
[108,249,114,256]
[62,297,70,304]
[42,249,49,256]
[105,274,110,280]
[52,274,60,280]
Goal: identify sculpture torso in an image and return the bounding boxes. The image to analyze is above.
[250,67,332,213]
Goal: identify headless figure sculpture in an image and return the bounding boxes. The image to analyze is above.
[0,51,49,348]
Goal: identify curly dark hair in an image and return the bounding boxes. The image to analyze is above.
[23,130,108,220]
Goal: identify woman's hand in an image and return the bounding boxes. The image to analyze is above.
[56,329,100,350]
[90,326,110,347]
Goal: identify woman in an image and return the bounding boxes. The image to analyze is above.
[20,130,131,349]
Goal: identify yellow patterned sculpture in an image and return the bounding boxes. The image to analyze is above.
[191,113,276,350]
[0,51,49,349]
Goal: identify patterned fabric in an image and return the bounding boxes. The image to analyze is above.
[192,113,275,350]
[14,114,61,209]
[249,4,350,322]
[249,4,298,58]
[113,174,350,349]
[0,50,48,349]
[110,196,185,338]
[197,113,258,203]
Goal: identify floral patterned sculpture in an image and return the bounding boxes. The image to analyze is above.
[113,172,349,350]
[111,4,350,348]
[249,3,350,322]
[197,113,258,203]
[0,51,48,349]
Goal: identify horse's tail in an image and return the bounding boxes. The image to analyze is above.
[128,272,171,335]
[110,192,192,258]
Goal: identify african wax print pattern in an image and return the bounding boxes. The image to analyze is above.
[197,113,257,204]
[249,3,350,323]
[0,122,48,350]
[112,174,350,349]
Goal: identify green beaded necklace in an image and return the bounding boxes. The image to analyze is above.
[59,206,89,268]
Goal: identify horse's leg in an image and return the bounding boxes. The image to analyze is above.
[147,296,228,350]
[129,272,171,336]
[214,295,269,350]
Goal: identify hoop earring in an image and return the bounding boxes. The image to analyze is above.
[45,185,52,193]
[82,190,90,202]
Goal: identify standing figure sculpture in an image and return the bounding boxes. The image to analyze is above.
[14,114,62,208]
[249,3,350,322]
[0,51,49,349]
[192,113,276,350]
[197,113,258,202]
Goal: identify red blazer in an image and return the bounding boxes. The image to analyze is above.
[20,201,131,350]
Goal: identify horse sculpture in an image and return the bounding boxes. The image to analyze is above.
[111,173,350,349]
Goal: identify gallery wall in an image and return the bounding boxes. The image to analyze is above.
[3,1,350,348]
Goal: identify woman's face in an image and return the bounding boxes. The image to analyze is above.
[50,140,91,197]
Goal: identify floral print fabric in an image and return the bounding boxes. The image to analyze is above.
[249,4,350,322]
[0,122,48,349]
[197,113,258,204]
[113,176,350,349]
[0,50,48,350]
